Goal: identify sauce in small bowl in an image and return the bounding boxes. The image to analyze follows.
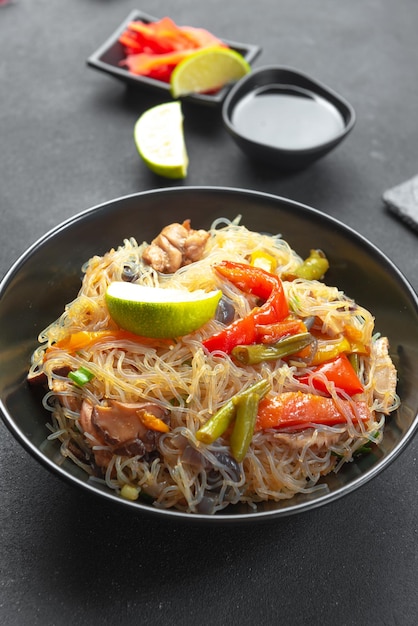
[222,66,355,170]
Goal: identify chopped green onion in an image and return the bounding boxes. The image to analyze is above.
[354,443,373,456]
[68,366,95,387]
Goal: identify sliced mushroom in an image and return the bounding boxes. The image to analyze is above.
[27,369,48,386]
[78,399,169,468]
[27,365,71,387]
[113,438,147,457]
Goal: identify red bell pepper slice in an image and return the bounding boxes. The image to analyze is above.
[297,354,364,397]
[119,17,227,82]
[124,17,190,54]
[120,50,196,81]
[256,316,307,344]
[180,26,226,49]
[202,261,289,354]
[255,391,371,431]
[215,261,289,320]
[123,17,225,54]
[203,314,259,355]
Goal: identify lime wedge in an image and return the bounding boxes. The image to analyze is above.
[133,102,188,179]
[170,47,251,98]
[105,282,222,338]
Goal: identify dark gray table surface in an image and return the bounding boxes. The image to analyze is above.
[1,1,417,624]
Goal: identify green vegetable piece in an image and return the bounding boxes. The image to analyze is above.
[231,332,314,365]
[195,401,236,444]
[348,352,360,375]
[230,392,259,463]
[196,378,270,444]
[354,443,373,456]
[293,249,329,280]
[139,490,155,505]
[68,366,95,387]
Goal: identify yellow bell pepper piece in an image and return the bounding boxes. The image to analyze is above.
[311,336,351,365]
[250,250,277,273]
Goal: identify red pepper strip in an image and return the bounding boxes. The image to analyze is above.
[120,50,196,81]
[118,33,148,55]
[125,18,193,54]
[297,354,364,397]
[119,18,227,80]
[203,314,259,354]
[123,18,225,53]
[255,391,371,431]
[203,262,289,354]
[256,316,307,344]
[180,26,226,49]
[215,260,286,303]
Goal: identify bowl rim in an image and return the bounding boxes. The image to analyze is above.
[1,186,417,524]
[222,65,356,155]
[86,9,262,107]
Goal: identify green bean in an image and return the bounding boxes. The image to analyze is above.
[348,352,360,375]
[293,249,329,280]
[196,378,270,444]
[195,401,236,444]
[230,392,259,463]
[231,332,314,365]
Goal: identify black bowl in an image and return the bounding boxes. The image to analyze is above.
[1,187,417,523]
[87,9,261,107]
[222,66,356,169]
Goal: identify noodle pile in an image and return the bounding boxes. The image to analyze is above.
[29,218,399,514]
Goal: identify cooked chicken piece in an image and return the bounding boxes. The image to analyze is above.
[370,336,398,413]
[143,219,210,273]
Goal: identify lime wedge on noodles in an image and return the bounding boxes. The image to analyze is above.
[170,47,251,98]
[134,102,188,179]
[105,282,222,338]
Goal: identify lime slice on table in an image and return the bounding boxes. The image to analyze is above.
[105,282,222,339]
[134,102,188,179]
[170,46,251,98]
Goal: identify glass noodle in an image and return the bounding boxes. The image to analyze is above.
[29,217,399,514]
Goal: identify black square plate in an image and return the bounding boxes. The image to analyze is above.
[87,10,262,107]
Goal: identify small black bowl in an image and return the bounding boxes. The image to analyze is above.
[87,9,261,107]
[222,66,356,169]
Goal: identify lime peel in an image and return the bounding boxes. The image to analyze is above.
[170,46,251,98]
[134,102,188,179]
[105,282,222,339]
